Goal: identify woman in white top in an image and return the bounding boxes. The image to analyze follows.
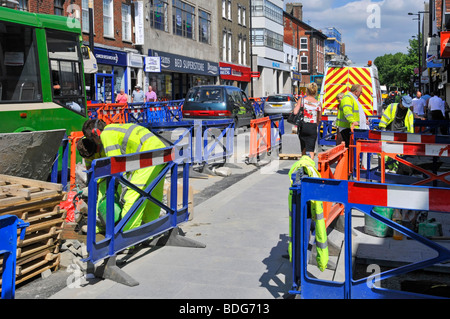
[292,82,322,159]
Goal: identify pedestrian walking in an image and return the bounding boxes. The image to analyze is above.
[411,91,426,120]
[145,85,157,102]
[292,82,322,159]
[115,88,128,104]
[131,85,145,103]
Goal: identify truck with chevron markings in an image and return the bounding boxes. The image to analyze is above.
[319,61,383,117]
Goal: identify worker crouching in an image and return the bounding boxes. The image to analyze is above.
[77,119,167,233]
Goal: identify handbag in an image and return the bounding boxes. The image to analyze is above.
[287,97,304,127]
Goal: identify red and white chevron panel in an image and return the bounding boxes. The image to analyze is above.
[110,148,174,174]
[368,131,437,143]
[357,140,450,157]
[348,182,449,212]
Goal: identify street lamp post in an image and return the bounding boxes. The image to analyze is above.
[408,11,429,94]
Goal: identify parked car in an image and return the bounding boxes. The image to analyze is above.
[263,94,297,117]
[182,85,256,128]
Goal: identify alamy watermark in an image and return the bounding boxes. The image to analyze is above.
[367,3,382,29]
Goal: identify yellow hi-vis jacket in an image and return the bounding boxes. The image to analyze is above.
[379,103,414,133]
[336,93,361,129]
[288,155,329,272]
[99,123,166,231]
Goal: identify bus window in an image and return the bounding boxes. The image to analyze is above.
[46,29,86,116]
[0,22,42,102]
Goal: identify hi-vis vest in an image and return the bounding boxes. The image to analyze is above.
[336,93,361,129]
[379,103,414,133]
[100,123,163,157]
[288,156,329,272]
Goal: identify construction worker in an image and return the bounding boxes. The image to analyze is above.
[379,95,414,133]
[288,155,328,272]
[336,84,369,148]
[78,119,167,233]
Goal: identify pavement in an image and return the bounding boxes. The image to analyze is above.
[13,123,450,300]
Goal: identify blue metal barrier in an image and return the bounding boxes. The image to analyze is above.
[0,215,29,299]
[252,101,265,117]
[145,119,234,166]
[290,177,450,299]
[127,100,184,124]
[269,114,284,153]
[50,133,69,190]
[318,116,381,146]
[85,144,192,265]
[415,119,450,135]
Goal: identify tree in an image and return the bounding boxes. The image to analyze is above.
[374,37,419,90]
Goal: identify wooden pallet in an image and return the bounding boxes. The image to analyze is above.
[0,174,65,291]
[279,154,302,160]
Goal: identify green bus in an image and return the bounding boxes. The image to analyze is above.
[0,7,89,134]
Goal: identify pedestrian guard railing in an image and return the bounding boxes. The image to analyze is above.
[88,100,184,125]
[289,177,450,299]
[83,141,202,285]
[353,130,450,187]
[317,142,349,227]
[0,215,28,299]
[245,115,284,164]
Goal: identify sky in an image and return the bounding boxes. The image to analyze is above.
[286,0,427,65]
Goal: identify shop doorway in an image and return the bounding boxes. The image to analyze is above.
[95,74,114,103]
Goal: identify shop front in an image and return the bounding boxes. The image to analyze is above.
[219,62,251,94]
[148,50,219,100]
[93,47,127,103]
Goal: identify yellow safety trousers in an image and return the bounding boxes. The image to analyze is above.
[99,124,166,232]
[288,155,329,272]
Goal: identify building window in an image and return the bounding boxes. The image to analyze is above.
[242,37,247,65]
[228,32,232,62]
[300,55,308,72]
[251,0,283,25]
[18,0,27,11]
[227,0,232,20]
[172,0,195,40]
[300,37,308,51]
[242,7,246,26]
[121,4,131,41]
[198,9,211,44]
[222,30,227,61]
[222,0,226,18]
[54,0,64,16]
[150,0,168,32]
[103,0,114,37]
[251,28,283,51]
[81,0,92,33]
[238,35,242,65]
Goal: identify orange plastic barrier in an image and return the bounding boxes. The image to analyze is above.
[247,116,271,162]
[355,139,450,186]
[97,103,127,124]
[317,142,349,227]
[68,131,84,190]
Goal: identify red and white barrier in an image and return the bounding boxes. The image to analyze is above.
[348,182,449,212]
